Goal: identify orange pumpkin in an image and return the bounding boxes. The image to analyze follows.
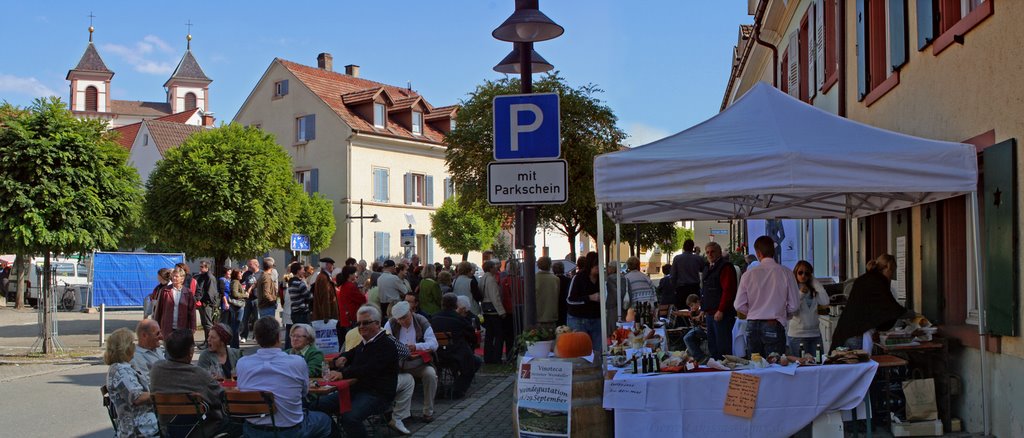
[556,332,593,358]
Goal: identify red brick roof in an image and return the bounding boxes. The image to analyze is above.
[145,120,204,157]
[108,109,201,150]
[425,105,458,121]
[278,59,454,144]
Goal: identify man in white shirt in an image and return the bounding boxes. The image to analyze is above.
[377,260,407,317]
[735,236,800,358]
[236,317,331,438]
[131,319,165,385]
[384,301,439,424]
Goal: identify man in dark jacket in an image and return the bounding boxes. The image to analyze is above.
[194,261,219,346]
[319,305,398,438]
[150,329,238,437]
[430,293,478,398]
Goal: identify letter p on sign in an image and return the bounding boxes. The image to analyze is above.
[493,93,560,161]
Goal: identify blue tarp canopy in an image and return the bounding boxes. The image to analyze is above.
[92,252,184,307]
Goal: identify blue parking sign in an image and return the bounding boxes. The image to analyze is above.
[493,93,560,160]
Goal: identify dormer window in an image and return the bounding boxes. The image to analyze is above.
[450,119,456,132]
[412,111,423,135]
[374,103,386,128]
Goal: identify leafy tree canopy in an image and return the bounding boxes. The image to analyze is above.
[445,73,626,260]
[0,97,142,255]
[297,192,336,253]
[430,196,501,261]
[144,124,305,266]
[658,226,695,254]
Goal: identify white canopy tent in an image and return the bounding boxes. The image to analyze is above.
[591,82,989,433]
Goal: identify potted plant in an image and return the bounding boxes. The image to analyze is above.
[518,326,556,358]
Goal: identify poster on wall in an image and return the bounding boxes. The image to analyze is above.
[746,219,802,269]
[517,359,573,438]
[894,236,908,305]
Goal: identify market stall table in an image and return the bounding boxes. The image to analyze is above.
[604,361,878,437]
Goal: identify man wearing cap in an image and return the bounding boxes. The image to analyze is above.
[312,257,338,321]
[377,260,408,317]
[384,301,438,424]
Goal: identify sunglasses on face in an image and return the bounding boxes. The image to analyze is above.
[796,271,811,276]
[357,320,378,327]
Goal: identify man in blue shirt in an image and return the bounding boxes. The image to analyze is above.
[236,317,332,438]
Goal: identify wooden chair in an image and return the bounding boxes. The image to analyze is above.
[100,385,118,432]
[222,391,276,436]
[433,332,459,399]
[150,392,209,438]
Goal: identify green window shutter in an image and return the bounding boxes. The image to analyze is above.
[916,0,935,50]
[425,175,434,206]
[856,0,868,100]
[919,204,941,322]
[983,139,1019,336]
[888,0,907,71]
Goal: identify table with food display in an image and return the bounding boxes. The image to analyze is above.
[600,313,878,438]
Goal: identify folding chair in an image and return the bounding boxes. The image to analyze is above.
[100,385,118,432]
[150,392,209,438]
[433,332,459,399]
[222,391,276,436]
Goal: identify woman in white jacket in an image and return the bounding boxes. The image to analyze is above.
[787,260,830,356]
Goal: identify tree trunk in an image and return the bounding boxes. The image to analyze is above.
[566,231,578,262]
[42,253,52,354]
[14,253,27,310]
[461,252,469,262]
[215,255,228,277]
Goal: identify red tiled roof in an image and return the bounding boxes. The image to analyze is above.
[389,96,423,112]
[110,100,173,118]
[157,108,200,124]
[145,120,204,157]
[425,105,458,121]
[111,123,140,150]
[278,59,454,144]
[341,87,394,105]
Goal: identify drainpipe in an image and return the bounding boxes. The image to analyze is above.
[751,0,779,87]
[838,0,848,117]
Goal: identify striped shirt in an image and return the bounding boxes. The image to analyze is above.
[287,277,312,315]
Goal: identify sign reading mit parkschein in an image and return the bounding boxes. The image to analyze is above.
[488,160,568,205]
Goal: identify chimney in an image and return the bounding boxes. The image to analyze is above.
[201,112,215,127]
[317,53,333,72]
[345,64,360,77]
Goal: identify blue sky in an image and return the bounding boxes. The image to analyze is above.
[0,1,751,146]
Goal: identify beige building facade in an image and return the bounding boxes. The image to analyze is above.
[726,0,1020,435]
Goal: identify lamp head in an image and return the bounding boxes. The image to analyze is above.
[493,45,554,74]
[492,7,563,43]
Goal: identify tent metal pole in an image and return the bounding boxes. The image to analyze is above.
[597,204,608,362]
[970,191,990,436]
[615,222,622,319]
[846,210,855,280]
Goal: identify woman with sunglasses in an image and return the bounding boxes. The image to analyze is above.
[787,261,830,356]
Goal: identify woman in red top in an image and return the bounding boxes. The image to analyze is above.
[335,265,366,336]
[152,268,197,340]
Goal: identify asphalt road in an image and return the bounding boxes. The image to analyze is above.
[0,362,115,437]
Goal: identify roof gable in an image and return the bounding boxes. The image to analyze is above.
[165,50,211,86]
[145,120,204,157]
[277,59,453,144]
[111,123,140,150]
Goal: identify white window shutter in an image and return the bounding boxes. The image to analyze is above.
[426,235,434,264]
[382,169,389,202]
[404,173,413,204]
[425,175,434,206]
[815,0,826,92]
[788,32,800,98]
[807,2,817,100]
[374,232,383,262]
[383,233,391,260]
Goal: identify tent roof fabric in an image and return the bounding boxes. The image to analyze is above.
[594,83,978,223]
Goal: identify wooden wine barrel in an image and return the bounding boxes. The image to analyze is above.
[512,357,612,437]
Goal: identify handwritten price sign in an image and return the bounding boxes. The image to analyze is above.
[723,372,761,419]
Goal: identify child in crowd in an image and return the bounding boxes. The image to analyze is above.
[682,294,707,361]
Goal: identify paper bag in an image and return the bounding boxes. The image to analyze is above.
[902,378,938,421]
[312,319,340,354]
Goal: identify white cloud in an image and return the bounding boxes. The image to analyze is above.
[0,74,58,98]
[101,35,176,75]
[625,122,672,147]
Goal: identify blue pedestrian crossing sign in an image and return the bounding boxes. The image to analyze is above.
[493,93,560,161]
[290,233,310,252]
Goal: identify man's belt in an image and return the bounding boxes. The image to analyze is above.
[749,319,779,326]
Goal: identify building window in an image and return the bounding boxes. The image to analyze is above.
[798,16,810,102]
[856,0,907,104]
[296,114,316,143]
[918,0,992,54]
[85,86,98,111]
[404,173,435,206]
[821,0,838,91]
[412,111,423,135]
[443,177,455,201]
[143,134,149,146]
[374,103,386,128]
[373,167,389,203]
[295,169,318,194]
[374,231,391,263]
[184,92,197,111]
[274,80,289,97]
[450,118,456,132]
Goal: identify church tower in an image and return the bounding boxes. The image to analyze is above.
[66,24,114,116]
[164,32,211,114]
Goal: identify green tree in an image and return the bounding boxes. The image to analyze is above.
[445,73,626,261]
[658,226,695,254]
[430,196,501,261]
[144,124,304,270]
[0,98,142,350]
[296,192,336,253]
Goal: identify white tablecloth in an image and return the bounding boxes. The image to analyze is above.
[609,361,878,437]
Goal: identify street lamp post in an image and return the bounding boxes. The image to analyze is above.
[346,199,381,261]
[493,0,562,328]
